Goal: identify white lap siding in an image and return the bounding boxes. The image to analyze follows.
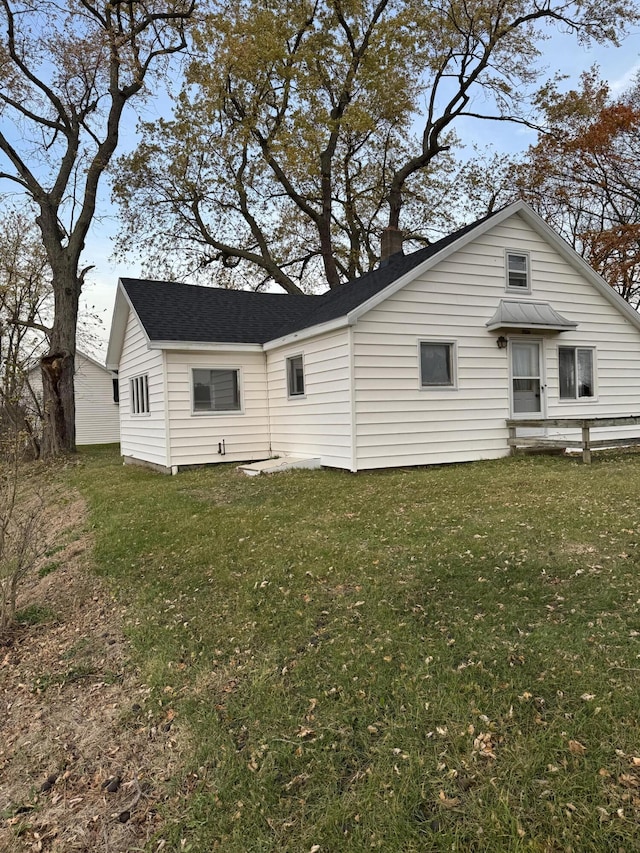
[267,330,352,469]
[74,354,120,444]
[165,350,270,467]
[118,311,167,466]
[353,212,640,470]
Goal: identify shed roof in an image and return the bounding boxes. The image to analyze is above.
[485,300,578,332]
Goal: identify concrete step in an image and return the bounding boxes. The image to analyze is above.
[237,455,322,477]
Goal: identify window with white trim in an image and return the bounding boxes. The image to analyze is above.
[506,251,530,291]
[286,354,305,397]
[192,368,240,412]
[420,341,456,388]
[130,374,149,414]
[559,347,595,399]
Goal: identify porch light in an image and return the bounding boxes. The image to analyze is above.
[496,335,508,349]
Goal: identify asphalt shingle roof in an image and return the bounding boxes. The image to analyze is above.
[121,209,503,345]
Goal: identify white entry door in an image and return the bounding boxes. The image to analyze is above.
[511,340,543,417]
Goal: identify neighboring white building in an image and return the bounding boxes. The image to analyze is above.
[106,202,640,473]
[29,351,120,446]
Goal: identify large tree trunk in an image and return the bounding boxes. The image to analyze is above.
[40,269,79,457]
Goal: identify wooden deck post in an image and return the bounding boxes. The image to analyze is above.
[581,425,591,464]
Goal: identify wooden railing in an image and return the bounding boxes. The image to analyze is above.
[506,416,640,463]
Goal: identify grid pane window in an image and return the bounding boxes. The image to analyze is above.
[193,369,240,412]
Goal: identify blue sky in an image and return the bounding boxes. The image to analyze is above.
[81,25,640,356]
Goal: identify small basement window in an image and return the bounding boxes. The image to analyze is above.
[130,374,149,414]
[559,347,595,399]
[420,341,456,388]
[506,251,530,291]
[192,368,240,412]
[287,355,305,397]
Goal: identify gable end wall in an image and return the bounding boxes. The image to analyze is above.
[118,310,167,466]
[353,213,640,470]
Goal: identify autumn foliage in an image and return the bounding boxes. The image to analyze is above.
[518,71,640,305]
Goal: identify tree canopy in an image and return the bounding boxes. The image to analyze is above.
[517,69,640,305]
[114,0,639,295]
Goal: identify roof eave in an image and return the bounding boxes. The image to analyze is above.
[485,322,578,332]
[152,340,264,353]
[515,206,640,333]
[106,279,150,369]
[263,315,350,351]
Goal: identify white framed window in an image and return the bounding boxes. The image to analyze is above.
[286,354,305,398]
[130,374,149,414]
[506,251,530,292]
[419,341,457,388]
[559,347,595,400]
[192,368,241,413]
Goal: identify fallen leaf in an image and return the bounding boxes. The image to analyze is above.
[438,790,461,809]
[568,739,586,755]
[297,727,316,740]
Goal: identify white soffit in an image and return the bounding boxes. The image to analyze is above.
[486,300,578,332]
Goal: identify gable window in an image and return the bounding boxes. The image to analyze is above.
[559,347,595,399]
[506,251,530,291]
[420,341,456,388]
[192,368,240,412]
[130,374,149,414]
[287,355,305,397]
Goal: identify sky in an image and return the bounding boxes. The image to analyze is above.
[78,25,640,358]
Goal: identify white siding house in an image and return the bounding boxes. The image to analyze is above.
[29,351,120,446]
[106,202,640,473]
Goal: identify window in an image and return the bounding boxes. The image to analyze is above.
[559,347,595,399]
[112,376,120,404]
[506,251,530,291]
[287,355,305,397]
[420,341,455,388]
[192,368,240,412]
[130,374,149,414]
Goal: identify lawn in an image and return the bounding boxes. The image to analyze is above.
[70,448,640,852]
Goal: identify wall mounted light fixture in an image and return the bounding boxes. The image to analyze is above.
[496,335,508,349]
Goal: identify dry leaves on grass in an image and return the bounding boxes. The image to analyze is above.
[0,490,185,852]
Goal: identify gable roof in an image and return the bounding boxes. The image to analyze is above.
[114,207,504,354]
[119,279,312,345]
[107,201,640,367]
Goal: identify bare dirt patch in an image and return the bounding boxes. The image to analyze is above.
[0,490,183,852]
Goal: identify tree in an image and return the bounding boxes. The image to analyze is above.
[516,69,640,305]
[0,211,52,456]
[114,0,638,295]
[0,0,196,457]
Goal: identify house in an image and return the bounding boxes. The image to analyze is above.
[106,201,640,473]
[29,350,120,446]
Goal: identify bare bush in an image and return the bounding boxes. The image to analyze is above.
[0,428,46,634]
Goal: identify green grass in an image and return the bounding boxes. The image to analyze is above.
[70,448,640,852]
[15,603,57,626]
